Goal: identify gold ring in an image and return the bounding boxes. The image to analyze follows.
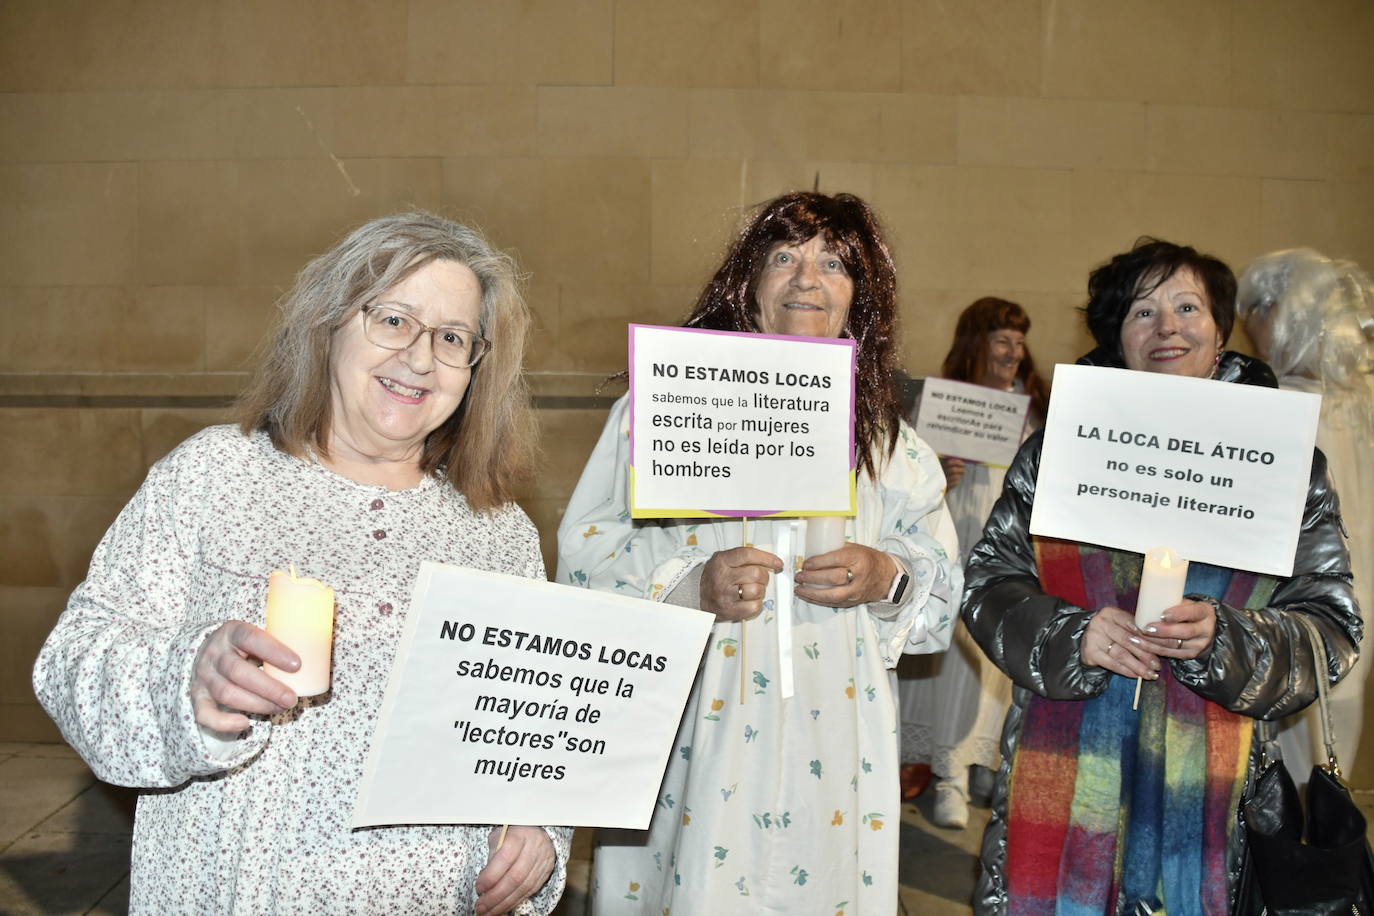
[737,584,744,601]
[1176,637,1184,649]
[845,568,854,584]
[1105,642,1114,653]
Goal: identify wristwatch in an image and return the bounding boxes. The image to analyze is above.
[886,562,910,604]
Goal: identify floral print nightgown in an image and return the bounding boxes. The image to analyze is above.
[557,397,960,915]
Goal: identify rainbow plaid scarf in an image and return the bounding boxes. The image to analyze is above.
[1004,538,1275,916]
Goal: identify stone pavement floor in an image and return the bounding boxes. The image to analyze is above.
[0,743,132,915]
[1,740,991,915]
[13,739,1371,914]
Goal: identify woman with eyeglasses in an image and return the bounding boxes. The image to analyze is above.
[33,212,568,915]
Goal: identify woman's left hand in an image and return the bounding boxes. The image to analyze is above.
[795,544,896,607]
[1139,598,1217,660]
[475,825,556,915]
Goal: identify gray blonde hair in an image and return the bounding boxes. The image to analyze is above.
[1237,248,1374,389]
[237,211,537,512]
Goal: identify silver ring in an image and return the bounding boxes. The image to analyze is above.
[736,584,744,601]
[1176,637,1184,649]
[1105,642,1115,653]
[845,568,854,584]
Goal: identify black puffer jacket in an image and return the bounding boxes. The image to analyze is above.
[961,351,1361,915]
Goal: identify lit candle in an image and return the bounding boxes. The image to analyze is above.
[263,566,336,697]
[1135,546,1188,630]
[804,516,847,560]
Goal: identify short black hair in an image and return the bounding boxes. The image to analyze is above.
[1083,237,1237,363]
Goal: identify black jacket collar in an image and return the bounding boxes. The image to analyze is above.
[1073,347,1278,388]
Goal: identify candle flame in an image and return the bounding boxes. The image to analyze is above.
[290,562,298,580]
[1160,553,1172,569]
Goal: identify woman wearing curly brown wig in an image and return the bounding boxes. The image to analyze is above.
[558,192,961,914]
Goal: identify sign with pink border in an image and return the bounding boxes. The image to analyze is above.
[628,324,856,519]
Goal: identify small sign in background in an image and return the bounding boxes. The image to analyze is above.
[914,376,1031,467]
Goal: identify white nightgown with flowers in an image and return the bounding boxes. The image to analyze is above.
[33,425,570,915]
[556,397,960,915]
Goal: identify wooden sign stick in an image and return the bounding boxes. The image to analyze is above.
[739,516,749,705]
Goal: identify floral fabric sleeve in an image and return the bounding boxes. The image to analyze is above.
[868,421,962,664]
[33,438,270,788]
[556,397,711,601]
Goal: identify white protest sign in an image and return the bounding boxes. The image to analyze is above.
[353,562,713,830]
[914,377,1031,466]
[629,324,856,518]
[1029,364,1320,576]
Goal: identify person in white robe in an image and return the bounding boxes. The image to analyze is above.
[1239,248,1373,781]
[896,297,1050,829]
[557,192,961,915]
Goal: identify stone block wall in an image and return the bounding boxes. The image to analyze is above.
[3,0,1371,783]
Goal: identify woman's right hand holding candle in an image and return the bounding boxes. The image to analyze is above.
[1140,599,1218,660]
[191,621,301,732]
[795,544,898,608]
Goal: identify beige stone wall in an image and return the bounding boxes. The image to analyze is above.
[3,0,1372,782]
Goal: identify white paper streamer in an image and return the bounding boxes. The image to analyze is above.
[775,525,795,700]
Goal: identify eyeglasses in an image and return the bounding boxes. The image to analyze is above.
[359,304,489,368]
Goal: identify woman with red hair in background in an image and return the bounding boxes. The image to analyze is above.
[898,297,1049,828]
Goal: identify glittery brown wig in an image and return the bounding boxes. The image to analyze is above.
[682,192,900,479]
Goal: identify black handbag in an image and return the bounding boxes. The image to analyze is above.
[1235,616,1374,915]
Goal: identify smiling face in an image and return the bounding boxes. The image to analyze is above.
[1119,267,1223,378]
[753,235,854,339]
[982,328,1026,389]
[327,258,483,466]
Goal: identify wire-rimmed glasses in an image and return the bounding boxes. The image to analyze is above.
[359,304,489,368]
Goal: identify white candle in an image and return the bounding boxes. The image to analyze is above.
[804,516,847,559]
[1135,546,1188,630]
[263,567,336,697]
